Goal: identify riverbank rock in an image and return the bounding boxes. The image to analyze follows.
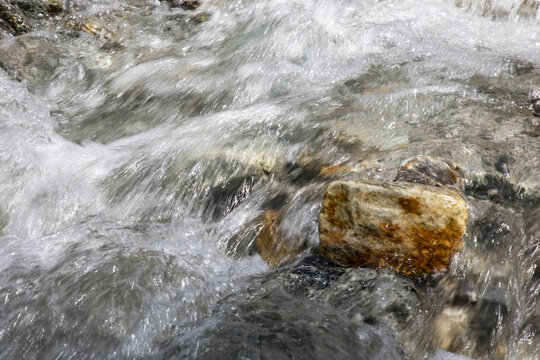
[319,180,468,276]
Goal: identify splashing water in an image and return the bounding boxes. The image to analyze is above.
[0,0,539,358]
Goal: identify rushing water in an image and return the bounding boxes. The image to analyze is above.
[0,0,539,359]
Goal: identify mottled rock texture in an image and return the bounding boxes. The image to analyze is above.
[0,3,29,35]
[319,180,468,276]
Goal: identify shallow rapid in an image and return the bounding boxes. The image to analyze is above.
[0,0,539,359]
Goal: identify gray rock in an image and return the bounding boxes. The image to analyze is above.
[162,256,414,360]
[254,256,421,339]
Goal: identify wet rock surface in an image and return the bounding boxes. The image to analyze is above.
[0,0,64,36]
[319,180,468,276]
[258,256,422,335]
[162,255,416,359]
[254,209,306,268]
[533,99,540,117]
[394,156,464,189]
[163,291,374,360]
[0,2,30,35]
[0,0,539,359]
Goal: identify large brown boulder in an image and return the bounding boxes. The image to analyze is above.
[318,180,468,276]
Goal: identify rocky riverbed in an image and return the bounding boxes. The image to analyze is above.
[0,0,539,359]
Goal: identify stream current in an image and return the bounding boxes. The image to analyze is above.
[0,0,539,359]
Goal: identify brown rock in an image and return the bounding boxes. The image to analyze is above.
[189,12,211,23]
[318,180,468,276]
[318,163,353,178]
[44,0,63,15]
[63,18,117,41]
[255,210,305,269]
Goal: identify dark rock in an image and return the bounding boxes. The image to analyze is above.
[282,160,320,187]
[533,100,540,117]
[0,60,22,81]
[261,191,289,210]
[394,156,464,189]
[201,175,258,222]
[43,0,62,15]
[465,173,539,208]
[469,299,508,356]
[11,0,63,15]
[510,59,535,76]
[257,256,421,335]
[169,0,200,10]
[468,203,513,250]
[262,255,347,298]
[494,154,510,175]
[162,257,414,359]
[0,3,30,35]
[161,290,404,360]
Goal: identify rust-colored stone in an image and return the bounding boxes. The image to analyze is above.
[398,196,423,215]
[318,164,353,178]
[318,180,468,277]
[255,210,304,269]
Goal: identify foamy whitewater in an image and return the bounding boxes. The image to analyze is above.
[0,0,538,358]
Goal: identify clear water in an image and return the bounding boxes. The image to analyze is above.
[0,0,538,358]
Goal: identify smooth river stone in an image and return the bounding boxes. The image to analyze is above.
[318,180,468,276]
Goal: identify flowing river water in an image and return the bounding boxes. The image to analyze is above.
[0,0,539,359]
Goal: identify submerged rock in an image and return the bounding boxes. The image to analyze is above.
[163,0,201,10]
[394,156,464,189]
[533,99,540,117]
[189,11,211,23]
[254,186,322,268]
[254,210,303,268]
[43,0,63,15]
[432,299,509,359]
[164,256,414,359]
[163,290,396,360]
[466,172,539,208]
[176,0,201,10]
[63,18,117,41]
[319,180,468,276]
